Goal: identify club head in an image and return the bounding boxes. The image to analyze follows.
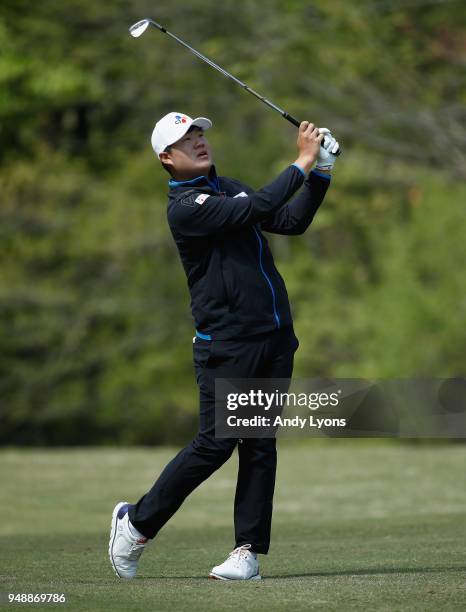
[129,19,150,38]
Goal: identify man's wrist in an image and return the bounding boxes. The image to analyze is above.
[312,168,332,181]
[294,156,315,175]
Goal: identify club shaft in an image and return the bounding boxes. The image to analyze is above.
[136,19,340,153]
[147,20,301,128]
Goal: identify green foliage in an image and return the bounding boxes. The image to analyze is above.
[0,0,465,444]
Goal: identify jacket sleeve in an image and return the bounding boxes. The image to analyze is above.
[168,165,304,237]
[260,170,330,235]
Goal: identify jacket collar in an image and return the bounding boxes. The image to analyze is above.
[168,165,220,193]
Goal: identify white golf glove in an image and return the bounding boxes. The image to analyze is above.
[316,128,340,171]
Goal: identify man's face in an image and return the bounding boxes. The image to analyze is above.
[160,127,213,180]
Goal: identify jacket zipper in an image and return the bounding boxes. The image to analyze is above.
[252,225,280,328]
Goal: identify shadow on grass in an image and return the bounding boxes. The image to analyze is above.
[269,565,466,579]
[141,565,466,580]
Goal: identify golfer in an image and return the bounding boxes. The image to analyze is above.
[109,111,339,580]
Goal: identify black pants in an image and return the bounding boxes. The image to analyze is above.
[128,325,299,554]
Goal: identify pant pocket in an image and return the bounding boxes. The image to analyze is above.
[193,338,213,369]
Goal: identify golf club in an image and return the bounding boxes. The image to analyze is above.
[129,18,341,156]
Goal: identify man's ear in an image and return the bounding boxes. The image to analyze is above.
[159,151,173,168]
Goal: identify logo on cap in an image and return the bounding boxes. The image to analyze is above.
[174,115,187,125]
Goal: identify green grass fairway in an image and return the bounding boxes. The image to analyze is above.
[1,441,465,611]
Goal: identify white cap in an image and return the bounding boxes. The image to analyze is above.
[151,112,212,157]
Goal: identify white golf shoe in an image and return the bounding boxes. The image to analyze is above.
[209,544,261,580]
[109,502,148,579]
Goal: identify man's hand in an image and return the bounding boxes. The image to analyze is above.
[294,122,324,175]
[315,128,340,172]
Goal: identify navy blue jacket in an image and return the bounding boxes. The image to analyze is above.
[167,164,330,339]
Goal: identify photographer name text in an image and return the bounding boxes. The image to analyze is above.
[226,415,346,429]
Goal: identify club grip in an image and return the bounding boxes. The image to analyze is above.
[284,112,341,156]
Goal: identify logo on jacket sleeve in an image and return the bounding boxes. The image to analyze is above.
[234,191,248,198]
[195,193,210,205]
[179,191,211,208]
